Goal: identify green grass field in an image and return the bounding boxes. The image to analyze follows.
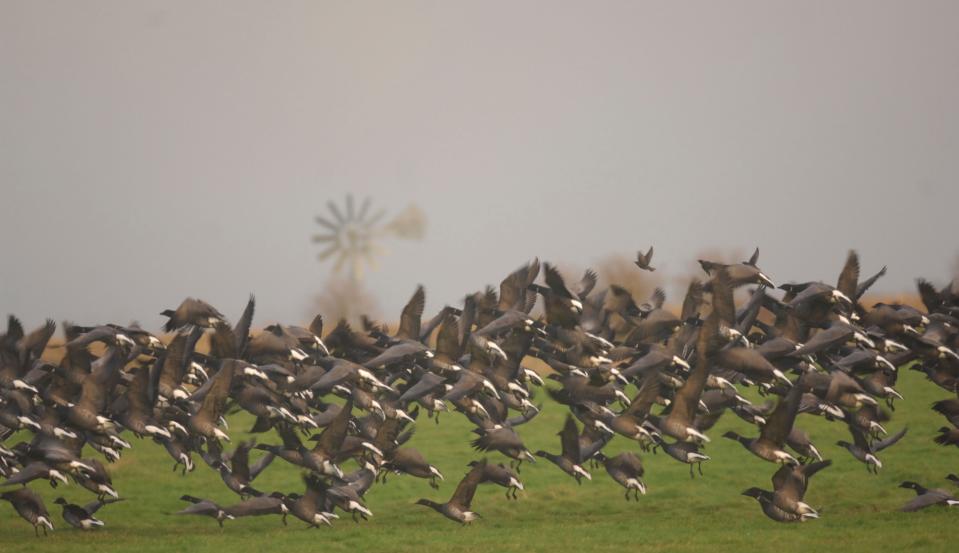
[1,367,956,553]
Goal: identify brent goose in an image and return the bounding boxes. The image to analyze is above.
[416,459,486,525]
[176,495,234,527]
[634,247,655,271]
[161,297,226,332]
[54,497,121,530]
[468,459,524,499]
[1,488,53,535]
[594,451,646,500]
[742,460,831,522]
[899,480,959,511]
[535,414,592,483]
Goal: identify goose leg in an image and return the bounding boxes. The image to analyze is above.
[698,462,704,476]
[689,464,694,479]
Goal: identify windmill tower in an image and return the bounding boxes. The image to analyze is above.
[312,195,425,320]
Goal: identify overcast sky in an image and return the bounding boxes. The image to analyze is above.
[1,1,957,330]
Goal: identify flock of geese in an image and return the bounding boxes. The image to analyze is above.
[2,248,959,535]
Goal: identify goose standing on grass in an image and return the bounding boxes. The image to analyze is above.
[416,459,486,525]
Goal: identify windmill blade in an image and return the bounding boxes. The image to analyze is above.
[315,216,338,231]
[312,233,337,243]
[317,243,340,261]
[356,197,372,221]
[367,209,388,232]
[346,194,356,221]
[327,201,347,224]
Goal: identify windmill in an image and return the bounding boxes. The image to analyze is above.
[312,195,425,321]
[313,195,425,280]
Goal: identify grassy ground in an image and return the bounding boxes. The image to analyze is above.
[1,367,956,553]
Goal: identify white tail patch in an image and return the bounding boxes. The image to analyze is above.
[145,425,172,439]
[100,484,120,499]
[573,465,592,480]
[37,516,54,530]
[213,428,231,442]
[626,478,647,495]
[348,501,373,517]
[686,427,710,443]
[429,465,444,480]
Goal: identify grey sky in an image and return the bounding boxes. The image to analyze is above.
[1,1,958,330]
